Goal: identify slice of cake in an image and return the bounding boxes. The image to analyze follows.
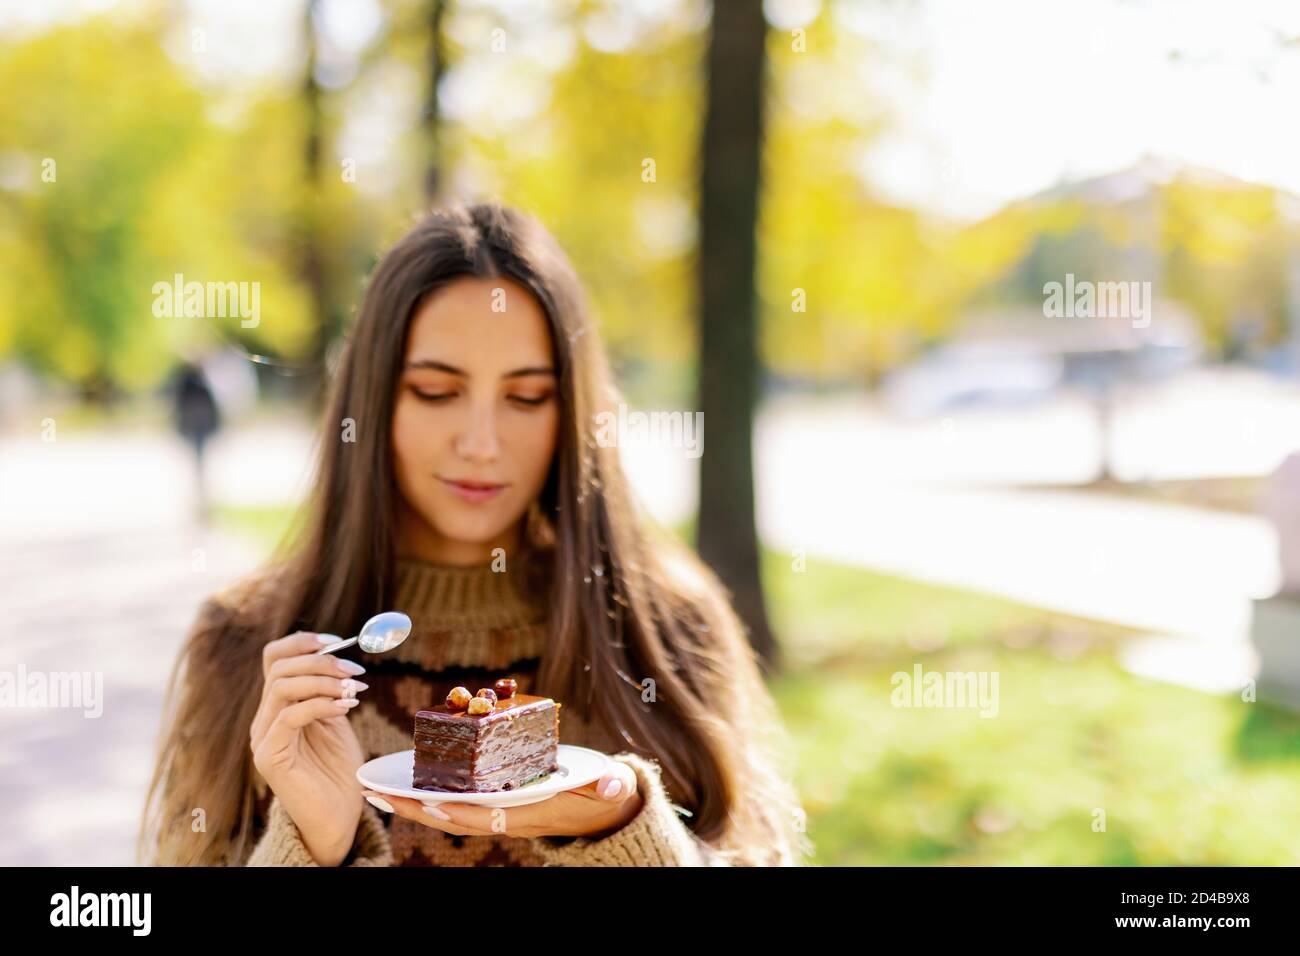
[413,678,561,793]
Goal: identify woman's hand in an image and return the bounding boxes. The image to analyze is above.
[250,630,370,866]
[361,760,642,840]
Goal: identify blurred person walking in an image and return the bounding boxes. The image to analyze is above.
[169,358,221,524]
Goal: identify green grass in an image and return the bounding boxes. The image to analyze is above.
[213,502,302,554]
[762,551,1300,866]
[216,503,1300,866]
[761,547,1136,668]
[772,642,1300,865]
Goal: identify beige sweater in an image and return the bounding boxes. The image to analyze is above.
[199,552,805,867]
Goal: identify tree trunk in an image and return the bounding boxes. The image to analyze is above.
[302,0,336,409]
[423,0,448,205]
[696,1,777,672]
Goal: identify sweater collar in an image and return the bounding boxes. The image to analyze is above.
[391,550,549,634]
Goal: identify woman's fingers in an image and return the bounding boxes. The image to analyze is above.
[404,790,626,837]
[358,776,639,839]
[262,631,333,679]
[360,791,483,836]
[253,696,360,772]
[267,675,368,708]
[268,695,360,739]
[251,661,367,747]
[251,645,366,746]
[572,760,638,802]
[353,761,643,841]
[280,694,361,729]
[267,652,366,683]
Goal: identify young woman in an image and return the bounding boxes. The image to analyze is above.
[139,202,809,867]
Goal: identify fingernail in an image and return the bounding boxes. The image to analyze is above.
[337,660,366,675]
[601,778,623,799]
[335,697,361,709]
[423,804,451,821]
[340,679,369,698]
[316,633,340,645]
[365,795,394,814]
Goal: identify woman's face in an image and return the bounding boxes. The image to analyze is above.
[391,276,559,565]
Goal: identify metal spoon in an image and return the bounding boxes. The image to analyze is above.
[314,611,413,656]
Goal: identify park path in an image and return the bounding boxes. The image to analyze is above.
[632,373,1290,693]
[0,429,264,864]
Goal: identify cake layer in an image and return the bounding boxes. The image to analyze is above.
[413,693,560,793]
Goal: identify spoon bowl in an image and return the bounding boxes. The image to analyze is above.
[315,611,412,656]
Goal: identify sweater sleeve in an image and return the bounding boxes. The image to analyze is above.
[524,750,806,867]
[243,795,393,867]
[524,752,703,866]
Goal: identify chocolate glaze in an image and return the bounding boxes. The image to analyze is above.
[416,692,561,725]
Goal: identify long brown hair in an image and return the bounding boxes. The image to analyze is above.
[139,202,803,866]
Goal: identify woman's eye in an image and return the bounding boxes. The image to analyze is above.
[508,394,552,407]
[412,388,455,403]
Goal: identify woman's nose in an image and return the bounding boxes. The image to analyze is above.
[453,404,500,461]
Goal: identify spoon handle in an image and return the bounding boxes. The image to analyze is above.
[315,635,359,656]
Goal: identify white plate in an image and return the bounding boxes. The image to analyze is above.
[357,744,612,809]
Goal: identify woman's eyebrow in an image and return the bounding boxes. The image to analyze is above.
[404,359,555,379]
[502,366,556,379]
[405,359,463,375]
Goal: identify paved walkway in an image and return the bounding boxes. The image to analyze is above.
[0,520,261,865]
[629,377,1291,693]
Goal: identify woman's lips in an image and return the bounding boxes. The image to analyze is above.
[438,477,507,503]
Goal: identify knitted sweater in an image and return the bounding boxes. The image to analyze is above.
[190,550,806,867]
